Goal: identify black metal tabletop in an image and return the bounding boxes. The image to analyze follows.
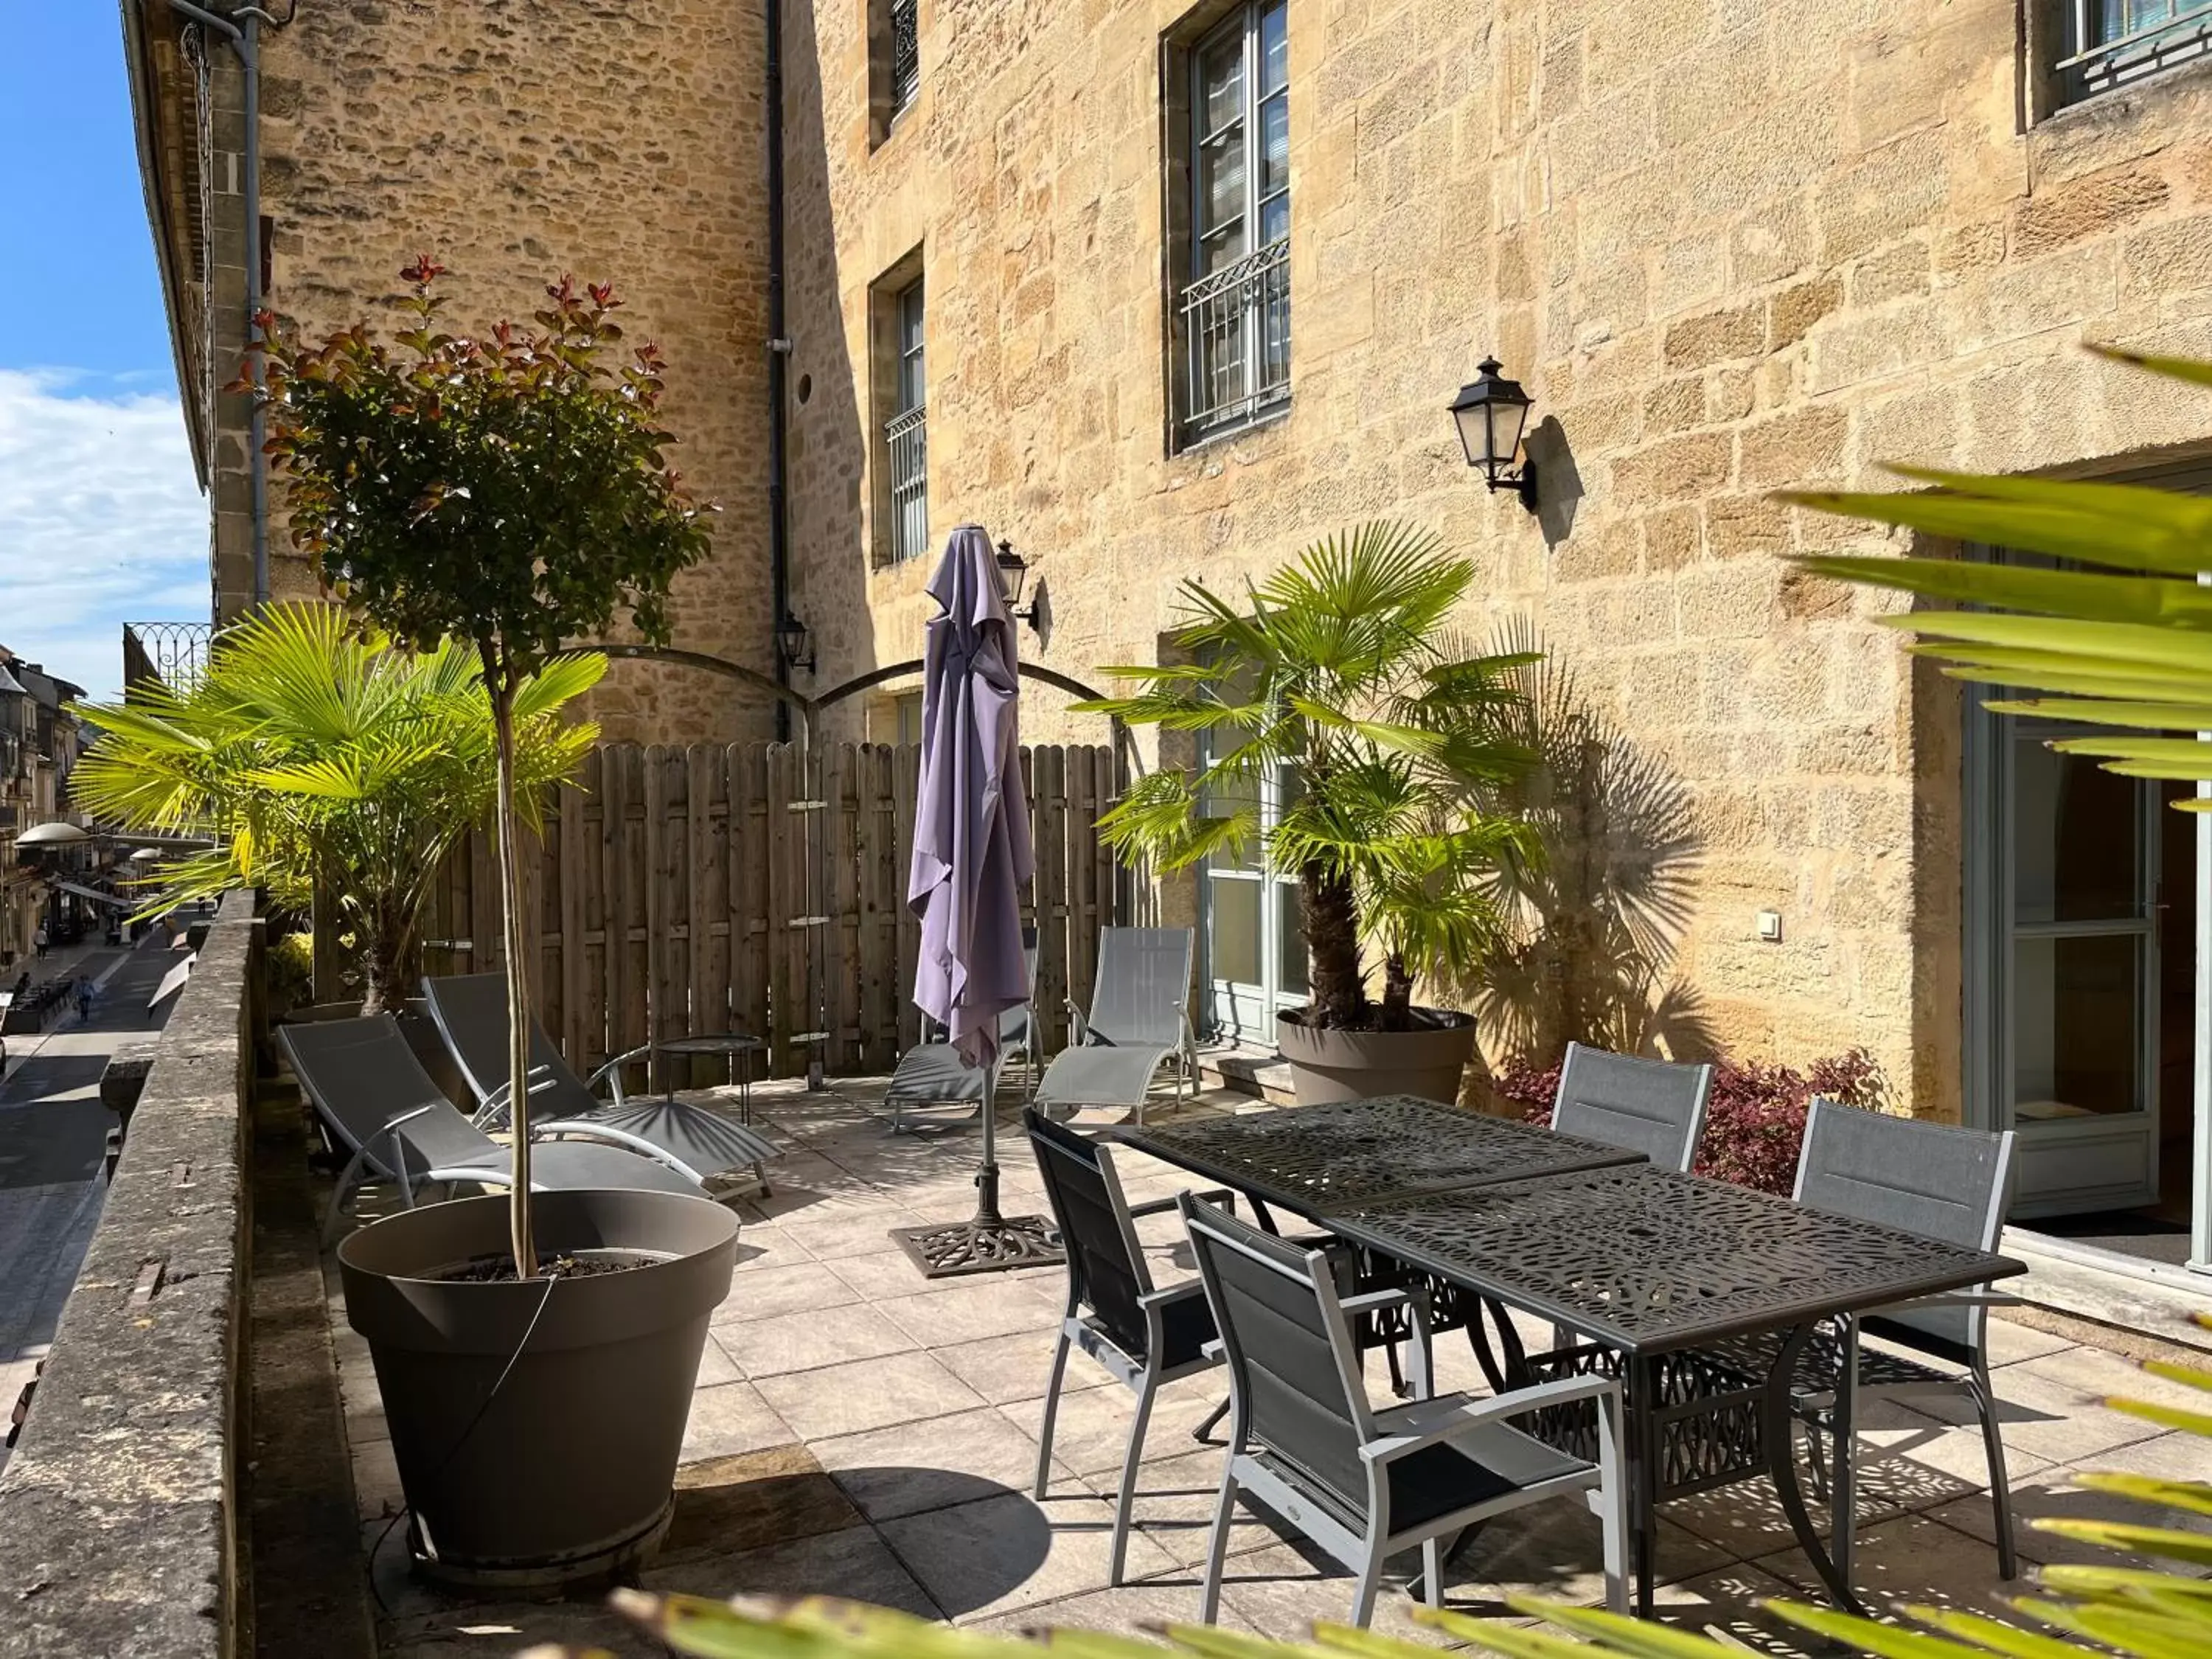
[1327,1162,2025,1357]
[1108,1095,1645,1216]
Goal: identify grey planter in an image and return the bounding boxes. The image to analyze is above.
[338,1189,739,1589]
[1276,1007,1477,1106]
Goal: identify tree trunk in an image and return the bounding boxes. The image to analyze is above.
[485,647,535,1278]
[1301,861,1366,1029]
[1380,951,1414,1032]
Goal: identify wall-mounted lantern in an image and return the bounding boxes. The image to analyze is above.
[995,540,1046,633]
[1448,358,1539,512]
[774,612,815,675]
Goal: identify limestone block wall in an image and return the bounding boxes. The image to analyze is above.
[254,0,782,743]
[781,0,2212,1114]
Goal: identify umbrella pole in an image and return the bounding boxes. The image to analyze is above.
[888,1048,1065,1279]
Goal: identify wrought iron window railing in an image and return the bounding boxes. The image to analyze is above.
[1176,237,1290,448]
[886,401,928,564]
[891,0,919,111]
[2059,0,2212,101]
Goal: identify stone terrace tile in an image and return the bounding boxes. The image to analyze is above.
[333,1078,2183,1656]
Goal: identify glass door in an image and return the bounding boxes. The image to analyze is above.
[1198,734,1307,1043]
[1972,700,2164,1216]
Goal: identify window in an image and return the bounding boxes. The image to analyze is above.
[885,276,928,564]
[2056,0,2212,104]
[891,0,919,111]
[1172,0,1290,448]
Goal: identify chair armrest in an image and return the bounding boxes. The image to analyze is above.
[585,1044,655,1105]
[366,1103,437,1164]
[1127,1187,1236,1219]
[1874,1291,2024,1312]
[1340,1286,1427,1320]
[532,1116,702,1185]
[1137,1280,1208,1313]
[1201,1338,1225,1363]
[1361,1372,1619,1466]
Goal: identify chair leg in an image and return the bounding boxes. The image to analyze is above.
[1110,1372,1159,1586]
[1034,1324,1072,1499]
[1969,1363,2019,1580]
[1419,1537,1445,1610]
[1349,1542,1386,1629]
[1199,1467,1239,1625]
[1192,1394,1230,1444]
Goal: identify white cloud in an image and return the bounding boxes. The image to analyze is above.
[0,369,207,700]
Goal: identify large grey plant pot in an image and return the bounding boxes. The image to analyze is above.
[338,1189,739,1589]
[1276,1008,1478,1106]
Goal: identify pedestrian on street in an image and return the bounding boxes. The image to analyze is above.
[75,978,94,1023]
[32,927,46,961]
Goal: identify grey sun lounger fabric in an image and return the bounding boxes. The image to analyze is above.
[279,1014,703,1239]
[1032,927,1196,1122]
[425,973,781,1186]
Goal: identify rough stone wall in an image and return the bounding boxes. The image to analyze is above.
[255,0,782,743]
[782,0,2212,1114]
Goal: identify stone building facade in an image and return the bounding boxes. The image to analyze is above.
[128,1,2212,1221]
[0,653,87,970]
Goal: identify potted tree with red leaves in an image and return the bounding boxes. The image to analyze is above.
[246,257,731,1587]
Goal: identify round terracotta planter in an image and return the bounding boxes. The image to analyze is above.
[1276,1007,1478,1106]
[338,1189,739,1589]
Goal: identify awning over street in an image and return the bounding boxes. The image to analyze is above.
[52,881,128,912]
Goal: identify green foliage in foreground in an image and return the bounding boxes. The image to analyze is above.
[543,1322,2212,1659]
[1789,346,2212,803]
[70,602,602,1012]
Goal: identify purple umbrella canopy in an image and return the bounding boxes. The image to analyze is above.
[908,524,1036,1068]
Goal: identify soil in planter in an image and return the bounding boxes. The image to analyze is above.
[1281,1006,1471,1034]
[431,1250,665,1284]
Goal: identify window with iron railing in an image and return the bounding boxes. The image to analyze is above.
[2057,0,2212,103]
[1174,0,1290,449]
[886,277,929,564]
[891,0,920,112]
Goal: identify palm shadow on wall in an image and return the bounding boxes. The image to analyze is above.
[1470,625,1714,1069]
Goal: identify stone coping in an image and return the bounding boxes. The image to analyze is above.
[0,894,262,1659]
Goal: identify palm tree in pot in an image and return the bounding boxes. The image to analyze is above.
[1079,523,1538,1105]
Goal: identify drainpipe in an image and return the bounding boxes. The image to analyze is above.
[765,0,794,742]
[162,1,282,611]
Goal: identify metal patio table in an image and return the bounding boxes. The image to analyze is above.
[1325,1164,2025,1615]
[1109,1096,1646,1391]
[644,1031,773,1192]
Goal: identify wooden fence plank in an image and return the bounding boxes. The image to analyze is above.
[892,742,922,1053]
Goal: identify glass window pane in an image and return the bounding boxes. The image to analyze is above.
[1259,93,1289,202]
[2011,933,2143,1118]
[1260,1,1288,94]
[1209,874,1262,987]
[1198,129,1248,243]
[2013,737,2140,924]
[1203,767,1262,871]
[1199,29,1245,131]
[1277,878,1307,995]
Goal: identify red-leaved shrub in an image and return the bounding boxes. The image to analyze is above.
[1492,1048,1885,1195]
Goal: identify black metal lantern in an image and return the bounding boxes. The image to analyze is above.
[1449,358,1538,511]
[774,612,815,675]
[995,540,1044,632]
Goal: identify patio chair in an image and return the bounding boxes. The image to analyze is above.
[1179,1194,1629,1627]
[278,1014,707,1244]
[424,973,782,1190]
[1032,927,1197,1126]
[1786,1100,2021,1582]
[1549,1040,1713,1174]
[885,936,1038,1133]
[1024,1107,1234,1586]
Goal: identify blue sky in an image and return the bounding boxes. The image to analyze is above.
[0,6,207,700]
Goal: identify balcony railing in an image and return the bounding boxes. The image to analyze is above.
[891,0,919,111]
[2059,0,2212,99]
[886,402,929,564]
[122,621,213,702]
[1177,237,1290,448]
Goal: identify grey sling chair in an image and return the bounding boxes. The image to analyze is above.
[279,1015,706,1245]
[1179,1194,1630,1627]
[1032,927,1198,1126]
[886,936,1039,1133]
[1024,1107,1235,1587]
[1550,1041,1714,1174]
[1784,1100,2022,1585]
[424,973,782,1192]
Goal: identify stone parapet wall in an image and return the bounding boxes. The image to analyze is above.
[0,897,262,1658]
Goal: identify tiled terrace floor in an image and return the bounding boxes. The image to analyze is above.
[329,1079,2211,1658]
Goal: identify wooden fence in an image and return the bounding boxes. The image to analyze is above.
[410,741,1127,1085]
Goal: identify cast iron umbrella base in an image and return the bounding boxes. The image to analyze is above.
[888,1062,1064,1279]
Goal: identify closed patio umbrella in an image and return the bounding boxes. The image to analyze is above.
[889,524,1062,1279]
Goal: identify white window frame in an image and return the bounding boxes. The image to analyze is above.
[2056,0,2212,105]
